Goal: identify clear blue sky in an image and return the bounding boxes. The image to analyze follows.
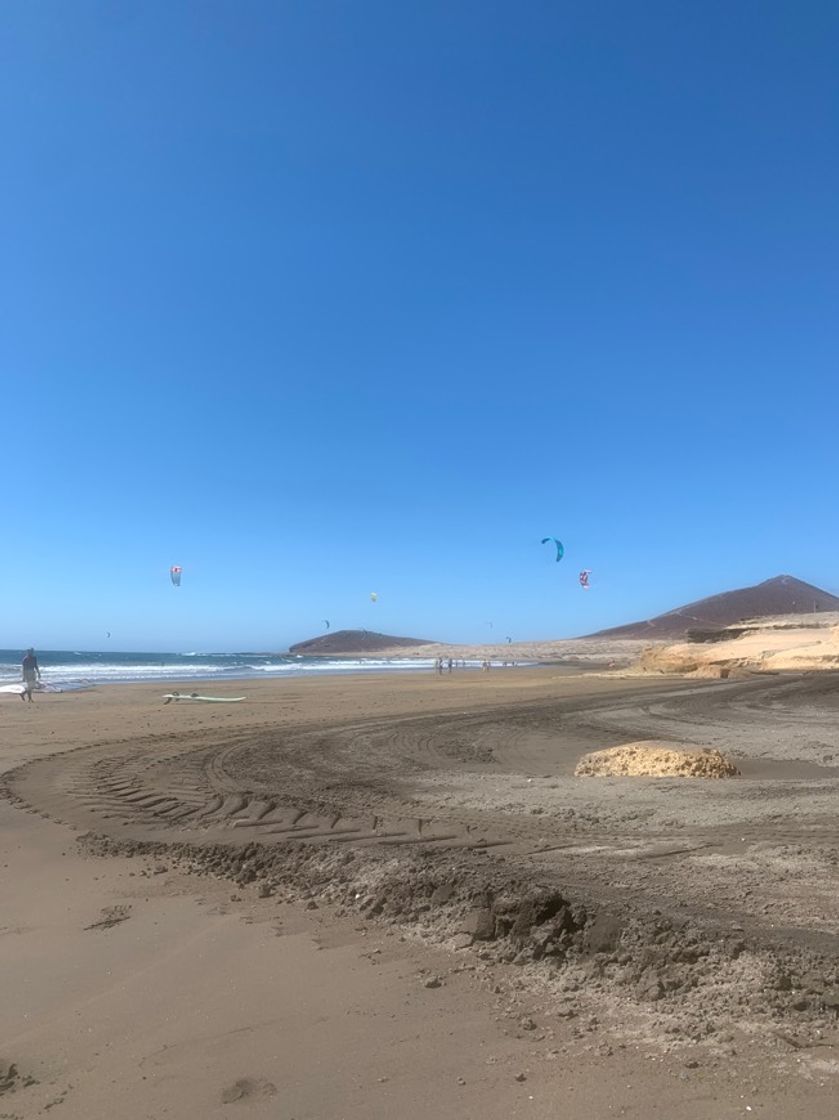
[3,1,837,651]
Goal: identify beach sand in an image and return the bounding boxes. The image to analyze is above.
[638,612,839,675]
[358,635,650,666]
[4,668,839,1117]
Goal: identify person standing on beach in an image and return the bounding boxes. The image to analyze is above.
[21,648,41,702]
[447,658,453,673]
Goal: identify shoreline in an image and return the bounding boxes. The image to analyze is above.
[0,656,545,692]
[0,636,652,691]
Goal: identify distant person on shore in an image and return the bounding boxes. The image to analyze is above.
[447,658,453,674]
[21,648,41,702]
[435,657,443,675]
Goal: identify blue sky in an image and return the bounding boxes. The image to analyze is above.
[3,1,838,651]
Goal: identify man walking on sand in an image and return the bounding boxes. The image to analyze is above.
[21,648,41,702]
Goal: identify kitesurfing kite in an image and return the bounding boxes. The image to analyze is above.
[170,566,183,587]
[579,569,591,590]
[370,592,378,603]
[506,636,512,644]
[323,619,330,630]
[542,537,564,562]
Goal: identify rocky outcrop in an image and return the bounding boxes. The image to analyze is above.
[638,615,839,677]
[575,741,740,778]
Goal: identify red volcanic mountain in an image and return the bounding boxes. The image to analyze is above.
[289,630,432,655]
[587,575,839,640]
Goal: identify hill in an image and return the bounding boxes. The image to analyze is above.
[587,575,839,640]
[289,629,433,655]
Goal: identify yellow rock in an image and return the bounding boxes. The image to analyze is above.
[574,740,739,778]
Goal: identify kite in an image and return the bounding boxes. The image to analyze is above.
[323,619,330,630]
[370,592,378,603]
[579,569,591,590]
[542,537,564,562]
[170,566,183,587]
[506,636,512,644]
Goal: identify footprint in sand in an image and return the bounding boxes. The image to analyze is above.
[84,904,132,931]
[0,1059,38,1095]
[220,1077,277,1104]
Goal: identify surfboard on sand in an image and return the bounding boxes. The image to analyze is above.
[163,692,246,704]
[0,683,27,695]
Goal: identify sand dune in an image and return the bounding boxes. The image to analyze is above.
[639,612,839,676]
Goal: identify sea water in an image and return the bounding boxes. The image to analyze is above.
[0,649,494,690]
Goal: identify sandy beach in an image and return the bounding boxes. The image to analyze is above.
[368,636,650,667]
[4,667,839,1117]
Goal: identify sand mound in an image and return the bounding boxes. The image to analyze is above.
[575,740,740,778]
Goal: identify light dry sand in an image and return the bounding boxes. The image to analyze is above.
[3,670,839,1118]
[368,636,649,666]
[639,613,839,676]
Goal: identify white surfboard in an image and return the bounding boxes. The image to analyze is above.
[0,683,26,695]
[163,692,246,704]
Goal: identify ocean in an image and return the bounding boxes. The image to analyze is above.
[0,650,494,690]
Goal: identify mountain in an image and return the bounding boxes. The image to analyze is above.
[288,629,433,655]
[586,575,839,640]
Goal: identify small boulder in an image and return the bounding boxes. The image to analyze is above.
[462,908,495,941]
[431,883,455,905]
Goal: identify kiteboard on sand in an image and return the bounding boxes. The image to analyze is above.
[0,684,27,695]
[163,692,246,704]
